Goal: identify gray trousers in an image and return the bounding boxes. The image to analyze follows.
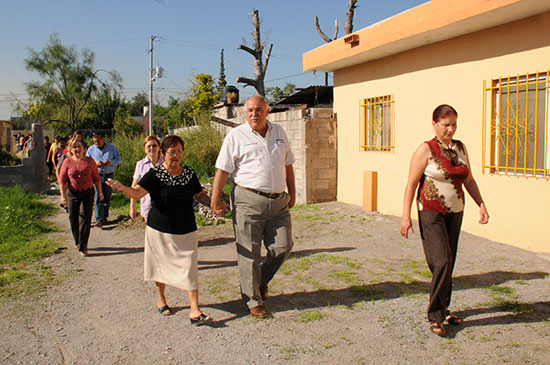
[231,185,293,308]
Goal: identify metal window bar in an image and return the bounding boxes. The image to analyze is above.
[359,95,394,152]
[482,70,550,178]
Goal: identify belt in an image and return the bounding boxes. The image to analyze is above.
[239,185,283,199]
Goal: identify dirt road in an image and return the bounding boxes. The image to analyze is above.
[1,197,549,364]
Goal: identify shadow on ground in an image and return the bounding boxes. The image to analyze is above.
[201,270,548,327]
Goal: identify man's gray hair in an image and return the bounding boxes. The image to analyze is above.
[245,95,270,107]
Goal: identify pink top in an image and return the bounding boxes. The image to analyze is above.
[133,156,163,218]
[59,156,101,192]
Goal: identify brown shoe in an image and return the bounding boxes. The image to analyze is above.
[249,305,269,318]
[260,286,268,300]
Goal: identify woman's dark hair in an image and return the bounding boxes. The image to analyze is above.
[432,104,458,122]
[160,135,184,155]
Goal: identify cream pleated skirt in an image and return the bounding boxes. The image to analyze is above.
[144,226,199,290]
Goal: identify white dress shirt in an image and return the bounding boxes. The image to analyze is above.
[215,121,295,193]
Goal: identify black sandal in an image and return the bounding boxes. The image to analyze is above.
[158,305,173,316]
[429,322,446,336]
[445,313,463,325]
[189,313,212,326]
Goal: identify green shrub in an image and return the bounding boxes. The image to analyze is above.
[111,135,146,186]
[110,113,223,185]
[0,150,21,166]
[178,112,224,181]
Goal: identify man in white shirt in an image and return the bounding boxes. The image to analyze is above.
[211,95,296,318]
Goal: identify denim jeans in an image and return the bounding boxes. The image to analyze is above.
[94,174,113,223]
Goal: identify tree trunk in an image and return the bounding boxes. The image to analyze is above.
[236,9,272,96]
[345,0,358,35]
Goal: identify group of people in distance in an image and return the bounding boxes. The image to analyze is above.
[57,95,489,335]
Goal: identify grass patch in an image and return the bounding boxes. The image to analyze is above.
[281,253,361,275]
[412,269,432,278]
[403,259,423,269]
[350,285,386,301]
[398,273,420,284]
[280,256,314,275]
[328,270,359,284]
[493,298,534,313]
[110,192,132,210]
[206,277,228,300]
[0,186,60,298]
[299,310,324,323]
[487,284,515,295]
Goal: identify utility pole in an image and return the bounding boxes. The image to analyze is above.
[147,35,156,136]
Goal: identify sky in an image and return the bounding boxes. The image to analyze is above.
[0,0,428,120]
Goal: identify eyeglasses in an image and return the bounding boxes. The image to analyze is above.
[145,144,158,149]
[165,150,183,156]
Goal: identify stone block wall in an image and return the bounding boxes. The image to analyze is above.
[0,124,49,194]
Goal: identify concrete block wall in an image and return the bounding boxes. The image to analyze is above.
[268,109,307,204]
[305,108,337,203]
[0,124,49,194]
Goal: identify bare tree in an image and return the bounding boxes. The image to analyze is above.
[314,0,358,85]
[345,0,358,35]
[236,9,272,96]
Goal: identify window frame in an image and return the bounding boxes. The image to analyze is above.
[359,94,395,152]
[482,70,550,178]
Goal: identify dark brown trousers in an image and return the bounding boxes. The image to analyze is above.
[418,210,463,323]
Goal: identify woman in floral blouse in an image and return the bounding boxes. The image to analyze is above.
[400,104,489,336]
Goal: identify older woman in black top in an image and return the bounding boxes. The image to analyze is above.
[107,135,212,325]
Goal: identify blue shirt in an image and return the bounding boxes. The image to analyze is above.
[86,142,121,175]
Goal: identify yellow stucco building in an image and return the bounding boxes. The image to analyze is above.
[303,0,550,253]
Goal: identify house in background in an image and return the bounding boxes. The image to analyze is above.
[303,0,550,253]
[0,120,15,152]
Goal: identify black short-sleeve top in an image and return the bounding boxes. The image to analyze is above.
[138,164,203,234]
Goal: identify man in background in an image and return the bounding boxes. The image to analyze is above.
[86,132,121,228]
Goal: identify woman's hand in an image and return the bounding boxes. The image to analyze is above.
[211,199,228,217]
[60,197,67,207]
[478,203,489,224]
[106,178,121,191]
[400,217,414,238]
[129,206,137,220]
[98,192,104,202]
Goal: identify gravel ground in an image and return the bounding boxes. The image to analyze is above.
[1,196,549,364]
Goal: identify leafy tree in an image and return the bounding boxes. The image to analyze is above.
[113,104,143,136]
[266,83,296,103]
[188,73,216,117]
[80,87,121,130]
[23,33,120,134]
[128,92,149,117]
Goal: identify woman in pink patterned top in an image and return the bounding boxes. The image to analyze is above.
[400,104,489,336]
[129,136,163,220]
[59,137,103,256]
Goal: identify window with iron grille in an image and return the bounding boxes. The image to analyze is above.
[359,95,394,152]
[482,71,550,178]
